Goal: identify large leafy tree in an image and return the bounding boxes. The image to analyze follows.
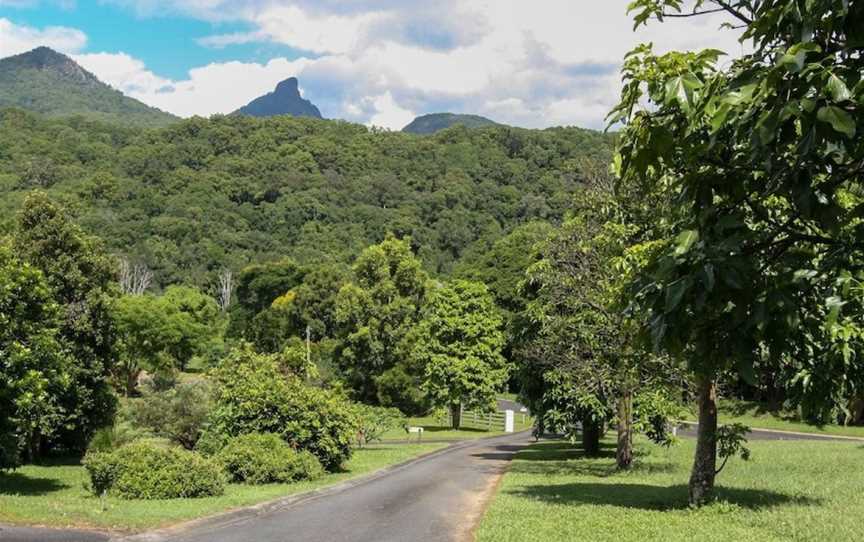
[13,191,118,453]
[113,287,221,395]
[335,236,428,409]
[520,184,679,466]
[616,0,864,504]
[414,280,509,429]
[0,244,66,467]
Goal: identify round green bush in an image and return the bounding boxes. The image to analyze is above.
[83,441,224,499]
[210,346,359,471]
[217,433,324,484]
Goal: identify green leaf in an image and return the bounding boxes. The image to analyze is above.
[673,230,699,256]
[664,279,688,313]
[776,42,821,73]
[826,73,852,102]
[817,106,856,137]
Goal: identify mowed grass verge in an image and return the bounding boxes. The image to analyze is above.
[0,442,445,533]
[686,399,864,439]
[477,437,864,542]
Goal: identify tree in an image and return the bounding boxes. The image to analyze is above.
[227,259,306,352]
[118,258,153,295]
[414,280,509,429]
[616,0,864,504]
[113,287,220,394]
[515,156,680,467]
[124,380,213,450]
[335,235,428,409]
[13,192,118,454]
[0,244,67,467]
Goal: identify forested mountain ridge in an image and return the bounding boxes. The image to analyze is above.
[236,77,323,118]
[0,107,613,292]
[403,112,499,134]
[0,47,178,128]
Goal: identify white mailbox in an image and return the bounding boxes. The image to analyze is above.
[504,409,515,433]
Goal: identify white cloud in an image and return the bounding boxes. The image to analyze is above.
[66,1,745,129]
[0,17,87,58]
[367,91,415,129]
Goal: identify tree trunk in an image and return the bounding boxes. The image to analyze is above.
[616,391,634,470]
[450,403,462,430]
[689,376,718,506]
[581,415,600,456]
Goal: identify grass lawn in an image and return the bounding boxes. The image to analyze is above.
[685,399,864,439]
[0,442,445,533]
[477,437,864,542]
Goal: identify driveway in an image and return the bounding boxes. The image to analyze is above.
[677,422,864,442]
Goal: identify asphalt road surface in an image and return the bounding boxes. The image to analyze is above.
[0,525,109,542]
[677,422,863,442]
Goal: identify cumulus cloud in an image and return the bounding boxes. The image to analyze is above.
[70,1,745,129]
[0,17,87,57]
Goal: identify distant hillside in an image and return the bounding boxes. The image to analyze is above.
[0,47,177,128]
[402,113,499,134]
[0,109,614,287]
[236,77,322,118]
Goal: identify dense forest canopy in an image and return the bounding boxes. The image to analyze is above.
[0,108,614,291]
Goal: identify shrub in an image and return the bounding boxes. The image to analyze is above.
[355,405,406,447]
[217,433,324,484]
[124,381,213,450]
[209,344,359,471]
[83,441,224,499]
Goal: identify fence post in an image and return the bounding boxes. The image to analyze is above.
[505,410,515,433]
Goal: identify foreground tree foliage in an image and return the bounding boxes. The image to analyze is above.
[617,0,864,505]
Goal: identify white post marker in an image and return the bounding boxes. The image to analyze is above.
[504,410,515,433]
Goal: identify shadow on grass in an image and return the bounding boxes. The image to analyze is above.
[0,471,70,496]
[510,482,819,511]
[723,400,809,425]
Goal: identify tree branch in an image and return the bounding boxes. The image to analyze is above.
[660,7,727,18]
[711,0,753,25]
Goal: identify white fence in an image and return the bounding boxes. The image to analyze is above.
[442,408,528,432]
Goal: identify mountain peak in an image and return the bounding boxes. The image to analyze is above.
[402,113,499,134]
[275,77,300,94]
[4,46,100,85]
[0,46,178,127]
[236,77,323,119]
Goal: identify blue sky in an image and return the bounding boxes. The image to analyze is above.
[0,1,740,129]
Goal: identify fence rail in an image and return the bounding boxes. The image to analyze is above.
[440,408,531,432]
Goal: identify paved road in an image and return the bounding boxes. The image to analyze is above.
[125,432,530,542]
[677,422,864,442]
